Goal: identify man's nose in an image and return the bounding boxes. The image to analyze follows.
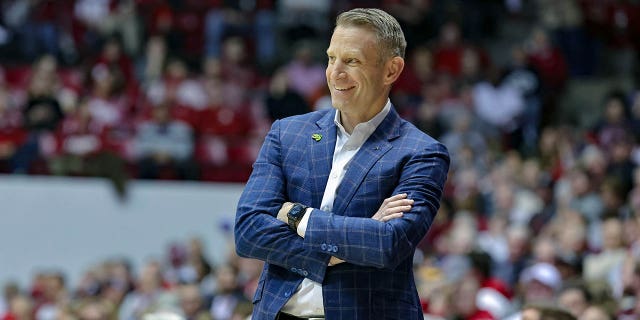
[330,63,347,80]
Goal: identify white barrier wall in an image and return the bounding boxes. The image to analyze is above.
[0,175,245,288]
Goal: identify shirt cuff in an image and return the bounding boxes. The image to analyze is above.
[296,208,313,238]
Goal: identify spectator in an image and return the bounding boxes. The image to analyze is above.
[186,238,213,289]
[0,83,25,173]
[0,283,19,319]
[472,66,525,151]
[277,0,331,43]
[164,243,197,286]
[33,271,68,320]
[205,264,247,320]
[583,217,627,281]
[431,21,466,77]
[450,273,494,320]
[12,55,65,173]
[535,0,596,77]
[383,0,436,48]
[565,167,604,240]
[93,36,136,88]
[494,225,532,287]
[118,261,167,320]
[558,282,592,318]
[1,0,66,62]
[264,68,310,121]
[2,294,34,320]
[178,284,211,320]
[84,63,130,131]
[524,27,568,127]
[203,1,276,67]
[518,262,562,306]
[146,57,208,111]
[139,36,168,86]
[215,36,260,107]
[102,259,136,307]
[501,45,542,155]
[591,90,632,153]
[132,104,197,180]
[439,110,488,172]
[73,0,141,57]
[283,41,326,103]
[392,45,435,106]
[48,99,128,198]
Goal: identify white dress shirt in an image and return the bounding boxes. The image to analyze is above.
[281,101,391,317]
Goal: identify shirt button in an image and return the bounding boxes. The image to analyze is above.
[331,173,338,178]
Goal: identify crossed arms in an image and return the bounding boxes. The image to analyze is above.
[234,120,449,282]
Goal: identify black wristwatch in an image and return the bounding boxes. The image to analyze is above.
[287,203,309,231]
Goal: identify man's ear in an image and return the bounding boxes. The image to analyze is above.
[383,56,405,85]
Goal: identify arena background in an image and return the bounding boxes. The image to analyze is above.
[0,0,639,319]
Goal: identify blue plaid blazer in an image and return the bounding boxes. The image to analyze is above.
[235,106,450,320]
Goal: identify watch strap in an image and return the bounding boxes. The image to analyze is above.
[287,203,308,231]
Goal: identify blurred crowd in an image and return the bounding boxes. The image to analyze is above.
[1,0,640,319]
[0,237,262,320]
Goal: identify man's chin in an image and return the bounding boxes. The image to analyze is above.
[330,99,348,111]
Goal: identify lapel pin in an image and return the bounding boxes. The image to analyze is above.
[312,133,322,141]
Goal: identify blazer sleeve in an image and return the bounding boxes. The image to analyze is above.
[234,120,331,283]
[303,142,450,269]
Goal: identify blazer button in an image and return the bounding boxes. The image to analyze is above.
[332,245,338,252]
[303,270,309,276]
[284,290,291,297]
[321,243,327,250]
[291,267,297,273]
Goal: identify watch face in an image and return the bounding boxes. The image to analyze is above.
[289,205,304,220]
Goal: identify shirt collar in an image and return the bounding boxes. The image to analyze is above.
[334,99,391,138]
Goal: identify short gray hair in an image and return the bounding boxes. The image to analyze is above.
[336,8,407,60]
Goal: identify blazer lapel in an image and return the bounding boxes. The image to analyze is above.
[332,108,402,216]
[308,110,338,208]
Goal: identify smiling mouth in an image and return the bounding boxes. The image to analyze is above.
[335,86,355,91]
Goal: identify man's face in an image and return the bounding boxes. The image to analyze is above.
[326,26,390,118]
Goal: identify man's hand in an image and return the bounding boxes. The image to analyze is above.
[330,193,413,266]
[277,202,294,223]
[372,193,413,221]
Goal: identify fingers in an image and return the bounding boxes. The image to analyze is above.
[383,193,408,204]
[386,198,414,209]
[380,212,403,222]
[277,202,294,222]
[372,193,414,222]
[383,203,413,214]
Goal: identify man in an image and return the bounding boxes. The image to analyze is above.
[235,8,450,320]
